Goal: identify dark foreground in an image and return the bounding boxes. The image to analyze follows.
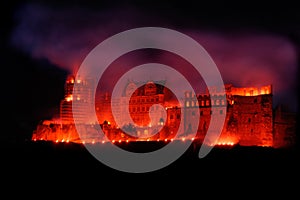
[2,140,298,197]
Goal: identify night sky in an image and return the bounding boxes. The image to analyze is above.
[2,0,299,142]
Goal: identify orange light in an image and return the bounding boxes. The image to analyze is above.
[55,139,59,143]
[182,138,185,142]
[66,95,73,102]
[102,140,105,144]
[92,140,95,144]
[126,140,129,143]
[147,138,150,142]
[216,140,236,146]
[171,138,174,142]
[112,140,115,143]
[164,138,168,142]
[191,137,195,141]
[118,140,122,143]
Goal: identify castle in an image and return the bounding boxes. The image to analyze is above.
[32,74,297,148]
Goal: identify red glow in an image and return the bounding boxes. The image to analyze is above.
[31,73,297,149]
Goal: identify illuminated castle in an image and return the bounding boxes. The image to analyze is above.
[32,75,296,148]
[173,84,273,147]
[96,80,170,138]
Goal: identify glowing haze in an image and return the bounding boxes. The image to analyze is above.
[10,3,298,111]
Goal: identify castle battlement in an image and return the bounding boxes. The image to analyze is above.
[203,84,272,96]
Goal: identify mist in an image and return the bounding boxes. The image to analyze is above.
[10,3,298,111]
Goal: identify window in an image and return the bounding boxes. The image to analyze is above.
[220,110,223,114]
[186,101,190,107]
[206,100,210,106]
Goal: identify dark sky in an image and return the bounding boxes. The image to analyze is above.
[2,0,300,142]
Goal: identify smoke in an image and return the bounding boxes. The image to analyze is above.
[10,3,143,73]
[10,3,298,111]
[186,31,298,110]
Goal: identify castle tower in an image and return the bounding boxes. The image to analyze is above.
[60,75,75,124]
[60,74,95,124]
